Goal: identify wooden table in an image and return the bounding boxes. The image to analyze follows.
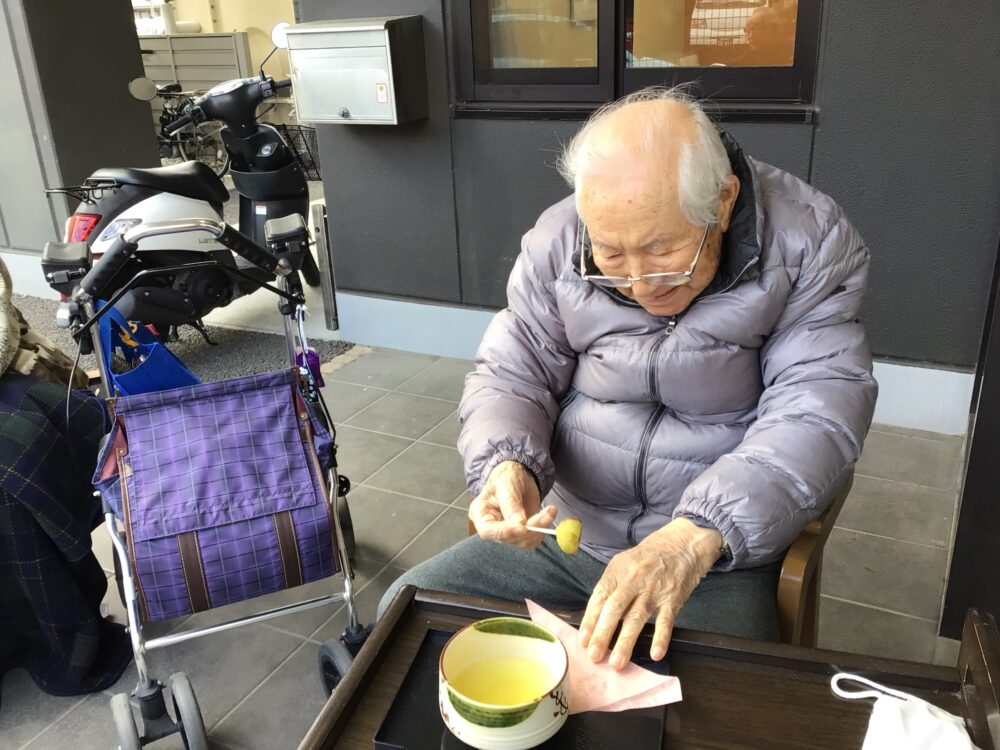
[301,587,1000,750]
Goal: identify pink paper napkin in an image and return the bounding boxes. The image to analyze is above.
[526,600,683,715]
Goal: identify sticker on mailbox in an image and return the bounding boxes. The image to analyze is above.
[376,83,389,103]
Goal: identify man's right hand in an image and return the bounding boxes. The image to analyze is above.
[469,460,557,549]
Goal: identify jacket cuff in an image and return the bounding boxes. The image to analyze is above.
[475,451,548,498]
[673,500,747,571]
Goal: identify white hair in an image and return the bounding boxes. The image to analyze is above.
[557,86,732,228]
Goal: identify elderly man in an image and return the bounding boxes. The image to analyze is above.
[380,88,876,669]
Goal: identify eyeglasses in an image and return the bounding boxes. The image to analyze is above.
[578,220,710,289]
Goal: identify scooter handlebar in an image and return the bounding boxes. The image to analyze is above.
[165,113,194,135]
[77,236,137,299]
[217,224,285,275]
[273,78,293,92]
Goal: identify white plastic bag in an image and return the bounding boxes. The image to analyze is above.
[830,673,980,750]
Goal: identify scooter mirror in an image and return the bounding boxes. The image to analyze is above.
[128,77,158,102]
[270,21,291,50]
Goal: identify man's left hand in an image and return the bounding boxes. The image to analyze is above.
[578,518,723,669]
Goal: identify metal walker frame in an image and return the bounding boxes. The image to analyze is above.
[74,218,362,746]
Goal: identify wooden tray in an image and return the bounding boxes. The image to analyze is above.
[300,587,1000,750]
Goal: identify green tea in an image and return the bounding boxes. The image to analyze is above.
[450,656,554,705]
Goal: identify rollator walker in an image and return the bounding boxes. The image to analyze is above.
[43,215,367,749]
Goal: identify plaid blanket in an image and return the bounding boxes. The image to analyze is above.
[0,373,131,698]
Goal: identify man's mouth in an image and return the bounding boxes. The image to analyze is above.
[642,286,679,304]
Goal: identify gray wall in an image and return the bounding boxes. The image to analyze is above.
[809,1,1000,366]
[0,0,158,256]
[0,1,64,253]
[300,0,1000,368]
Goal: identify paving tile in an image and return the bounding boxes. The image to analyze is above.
[345,392,456,439]
[822,528,948,620]
[25,697,243,750]
[396,358,472,402]
[23,692,136,750]
[452,490,472,508]
[0,669,88,748]
[421,410,462,448]
[817,597,937,663]
[312,565,408,644]
[99,624,302,732]
[366,442,468,504]
[346,485,447,563]
[856,429,965,491]
[319,380,389,424]
[933,636,961,667]
[212,643,328,749]
[393,507,470,570]
[333,424,411,484]
[25,694,241,749]
[869,423,964,442]
[836,475,956,548]
[326,349,436,389]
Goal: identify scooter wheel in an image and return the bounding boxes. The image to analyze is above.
[301,249,322,287]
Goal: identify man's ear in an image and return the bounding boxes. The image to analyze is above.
[716,175,741,232]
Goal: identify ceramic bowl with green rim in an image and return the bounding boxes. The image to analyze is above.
[438,617,570,750]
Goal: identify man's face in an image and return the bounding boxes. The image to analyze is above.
[578,170,738,317]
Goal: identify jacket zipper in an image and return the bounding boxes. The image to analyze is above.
[645,317,676,401]
[629,318,677,546]
[628,406,666,546]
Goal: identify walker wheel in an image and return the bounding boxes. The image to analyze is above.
[318,639,354,697]
[168,672,208,750]
[110,692,142,750]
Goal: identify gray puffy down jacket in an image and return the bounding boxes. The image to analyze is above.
[458,135,877,570]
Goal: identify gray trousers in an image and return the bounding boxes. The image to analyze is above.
[378,535,781,642]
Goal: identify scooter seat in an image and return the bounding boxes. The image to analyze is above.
[93,162,229,205]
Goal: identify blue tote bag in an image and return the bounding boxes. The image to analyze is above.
[97,304,200,396]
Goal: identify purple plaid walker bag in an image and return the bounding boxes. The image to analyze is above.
[93,369,340,622]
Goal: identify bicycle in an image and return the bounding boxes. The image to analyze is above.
[155,83,230,177]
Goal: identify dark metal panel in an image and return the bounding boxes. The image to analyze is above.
[941,239,1000,637]
[722,122,812,182]
[453,119,580,308]
[299,0,461,302]
[454,119,813,308]
[21,0,159,184]
[809,1,1000,366]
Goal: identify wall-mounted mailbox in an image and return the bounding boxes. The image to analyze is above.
[285,16,428,126]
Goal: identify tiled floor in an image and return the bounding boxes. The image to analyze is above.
[1,348,967,748]
[817,425,965,666]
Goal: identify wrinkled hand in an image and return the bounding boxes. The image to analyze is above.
[578,518,723,669]
[469,460,557,549]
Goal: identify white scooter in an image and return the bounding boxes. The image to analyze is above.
[44,27,321,336]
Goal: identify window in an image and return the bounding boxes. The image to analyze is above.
[453,0,615,102]
[453,0,819,113]
[626,0,797,68]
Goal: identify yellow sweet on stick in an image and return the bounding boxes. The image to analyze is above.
[526,516,583,555]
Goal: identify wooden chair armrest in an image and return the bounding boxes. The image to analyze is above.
[777,530,823,644]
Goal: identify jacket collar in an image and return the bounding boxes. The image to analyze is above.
[572,129,762,306]
[702,130,762,296]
